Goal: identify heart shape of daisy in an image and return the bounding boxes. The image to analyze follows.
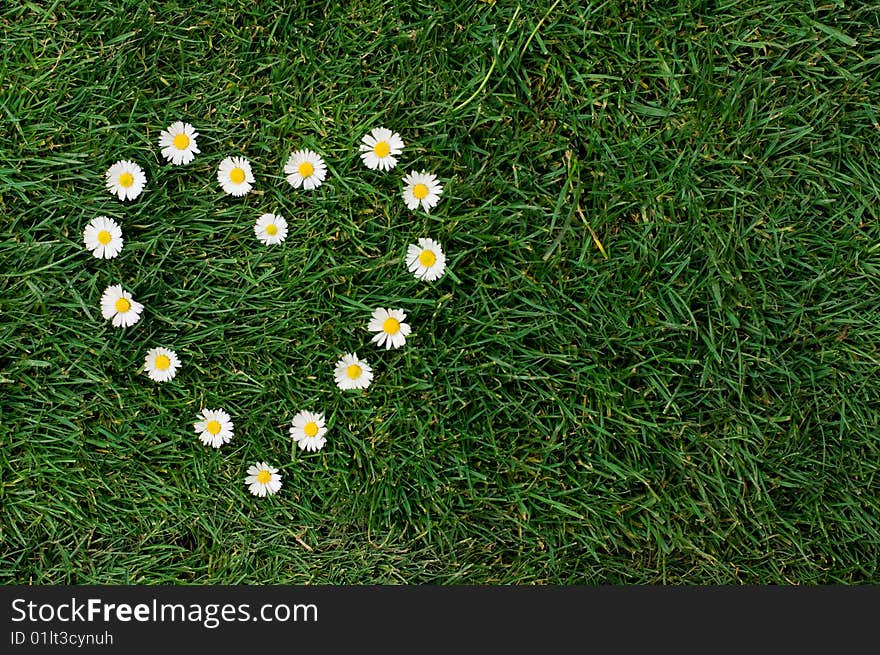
[88,122,454,501]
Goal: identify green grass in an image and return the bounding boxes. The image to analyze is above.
[1,0,879,584]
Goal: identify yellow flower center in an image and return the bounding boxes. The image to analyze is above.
[419,249,436,267]
[298,161,314,178]
[114,298,131,313]
[304,422,319,437]
[265,223,278,236]
[256,469,272,484]
[413,183,429,199]
[154,354,171,370]
[346,364,362,379]
[97,230,112,245]
[173,133,190,150]
[229,167,246,184]
[373,141,391,158]
[118,172,134,188]
[206,420,222,435]
[382,317,400,335]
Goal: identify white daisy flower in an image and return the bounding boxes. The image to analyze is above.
[100,284,144,328]
[194,408,234,448]
[402,170,443,213]
[218,156,255,197]
[334,352,373,391]
[83,216,123,260]
[284,149,327,190]
[406,239,446,282]
[105,160,146,202]
[290,410,327,452]
[359,127,404,171]
[254,213,288,245]
[158,121,200,166]
[368,307,411,350]
[143,347,181,383]
[406,237,447,282]
[245,462,282,497]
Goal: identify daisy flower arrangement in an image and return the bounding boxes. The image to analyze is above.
[85,124,457,500]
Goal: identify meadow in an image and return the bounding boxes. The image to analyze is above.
[1,1,878,583]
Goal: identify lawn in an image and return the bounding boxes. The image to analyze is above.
[1,0,878,584]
